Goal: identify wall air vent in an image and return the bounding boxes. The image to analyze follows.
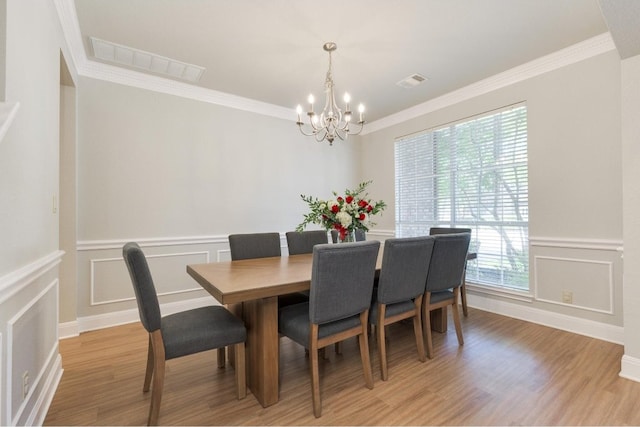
[89,37,205,83]
[396,73,428,89]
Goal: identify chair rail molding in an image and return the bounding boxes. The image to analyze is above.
[0,250,65,301]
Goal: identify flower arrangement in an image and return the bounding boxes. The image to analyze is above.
[296,181,386,242]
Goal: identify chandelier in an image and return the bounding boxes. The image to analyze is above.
[296,42,365,145]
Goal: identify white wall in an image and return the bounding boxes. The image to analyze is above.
[360,51,624,339]
[71,76,364,324]
[0,0,64,424]
[621,53,640,380]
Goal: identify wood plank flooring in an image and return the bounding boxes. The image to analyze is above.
[44,308,640,425]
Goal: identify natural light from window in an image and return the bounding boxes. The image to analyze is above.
[394,104,529,290]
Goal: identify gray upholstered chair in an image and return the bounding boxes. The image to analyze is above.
[286,230,329,255]
[278,240,380,417]
[122,242,246,426]
[330,229,366,243]
[422,233,471,358]
[429,227,473,316]
[228,232,282,260]
[370,236,435,380]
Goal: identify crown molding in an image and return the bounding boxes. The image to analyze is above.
[79,60,294,121]
[363,32,617,134]
[55,0,615,130]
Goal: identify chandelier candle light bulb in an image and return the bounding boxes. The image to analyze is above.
[296,42,366,145]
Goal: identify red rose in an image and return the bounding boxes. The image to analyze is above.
[358,200,368,207]
[331,205,339,213]
[366,205,373,212]
[359,213,366,220]
[337,197,344,203]
[346,195,354,204]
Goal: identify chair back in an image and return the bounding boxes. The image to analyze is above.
[330,229,366,243]
[429,227,471,235]
[123,242,161,333]
[377,236,435,304]
[425,233,471,293]
[309,241,380,325]
[228,232,281,260]
[286,230,328,255]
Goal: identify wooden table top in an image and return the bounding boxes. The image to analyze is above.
[187,254,314,304]
[187,249,385,305]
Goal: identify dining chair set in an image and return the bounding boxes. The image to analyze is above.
[122,228,471,423]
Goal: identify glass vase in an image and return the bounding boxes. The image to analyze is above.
[337,230,356,243]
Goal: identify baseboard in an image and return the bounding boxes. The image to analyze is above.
[467,292,624,345]
[620,355,640,382]
[58,320,79,339]
[32,354,63,427]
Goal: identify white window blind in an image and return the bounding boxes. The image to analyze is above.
[395,105,529,290]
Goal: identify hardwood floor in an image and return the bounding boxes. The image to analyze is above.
[44,308,640,425]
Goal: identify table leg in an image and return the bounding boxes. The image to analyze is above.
[242,296,279,407]
[430,307,448,333]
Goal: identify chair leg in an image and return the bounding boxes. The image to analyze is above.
[413,298,426,362]
[359,311,374,390]
[148,331,165,426]
[310,324,322,418]
[422,293,434,359]
[143,336,154,392]
[461,266,469,317]
[334,342,342,355]
[452,288,464,346]
[376,304,388,381]
[233,342,246,399]
[217,347,226,369]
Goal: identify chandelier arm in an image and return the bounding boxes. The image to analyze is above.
[297,123,318,137]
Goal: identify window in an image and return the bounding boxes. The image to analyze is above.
[395,105,529,290]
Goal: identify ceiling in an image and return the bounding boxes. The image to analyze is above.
[68,0,633,123]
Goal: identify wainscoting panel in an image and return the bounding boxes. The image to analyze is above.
[530,237,623,318]
[7,279,58,425]
[90,250,209,305]
[535,256,613,313]
[0,250,63,426]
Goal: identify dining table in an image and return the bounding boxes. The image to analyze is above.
[186,248,449,407]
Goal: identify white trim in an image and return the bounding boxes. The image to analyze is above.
[7,280,59,426]
[363,33,616,134]
[0,102,20,144]
[73,296,215,334]
[620,355,640,383]
[467,292,624,345]
[53,0,85,80]
[77,235,230,251]
[54,0,614,130]
[58,321,79,339]
[529,236,623,251]
[0,251,65,302]
[533,255,614,314]
[31,354,63,427]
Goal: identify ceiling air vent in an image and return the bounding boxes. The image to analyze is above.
[396,73,428,89]
[89,37,205,83]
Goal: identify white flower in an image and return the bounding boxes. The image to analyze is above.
[336,211,352,227]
